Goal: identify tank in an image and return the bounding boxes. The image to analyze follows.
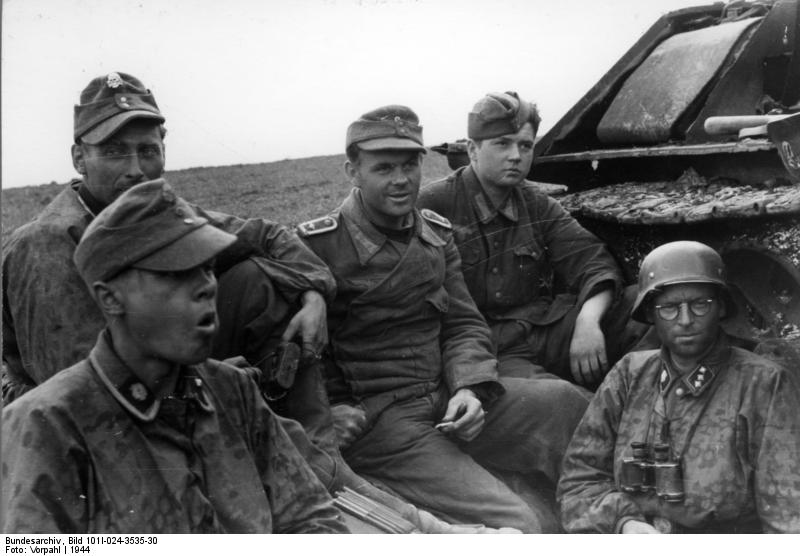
[434,0,800,360]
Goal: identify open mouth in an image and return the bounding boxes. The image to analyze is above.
[196,311,217,332]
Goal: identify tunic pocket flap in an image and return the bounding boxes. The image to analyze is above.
[513,243,541,260]
[425,287,450,313]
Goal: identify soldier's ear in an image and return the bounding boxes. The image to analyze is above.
[467,139,480,163]
[71,144,87,175]
[92,281,126,317]
[344,159,360,187]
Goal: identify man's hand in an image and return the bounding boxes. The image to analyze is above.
[621,519,660,534]
[569,289,612,386]
[281,290,328,362]
[330,404,367,450]
[437,388,485,442]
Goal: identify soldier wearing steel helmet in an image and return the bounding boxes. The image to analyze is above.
[557,241,800,533]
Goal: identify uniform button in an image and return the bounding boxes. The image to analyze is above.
[491,267,499,274]
[495,292,502,298]
[120,96,127,102]
[676,387,685,396]
[493,241,500,248]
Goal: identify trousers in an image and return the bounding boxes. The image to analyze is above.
[213,257,452,531]
[341,376,590,532]
[493,285,653,384]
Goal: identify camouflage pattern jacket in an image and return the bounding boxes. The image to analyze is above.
[418,166,622,328]
[557,333,800,533]
[299,189,502,424]
[1,330,347,533]
[2,180,336,402]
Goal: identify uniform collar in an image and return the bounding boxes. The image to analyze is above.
[88,329,215,422]
[657,332,731,398]
[67,179,98,219]
[462,166,520,223]
[340,189,443,265]
[75,180,106,218]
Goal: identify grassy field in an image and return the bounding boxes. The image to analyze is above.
[2,153,454,238]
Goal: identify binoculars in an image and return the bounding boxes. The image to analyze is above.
[620,442,684,502]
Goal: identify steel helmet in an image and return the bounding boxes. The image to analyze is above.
[631,241,735,323]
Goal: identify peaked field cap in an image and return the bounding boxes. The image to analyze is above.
[346,105,426,152]
[74,179,236,286]
[74,72,165,145]
[468,91,541,140]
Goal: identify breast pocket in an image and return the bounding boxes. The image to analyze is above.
[513,242,543,280]
[425,286,450,315]
[458,245,482,272]
[513,241,554,295]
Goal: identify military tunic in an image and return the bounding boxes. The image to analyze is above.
[417,166,644,380]
[557,333,800,533]
[2,180,336,402]
[298,190,590,532]
[1,330,347,534]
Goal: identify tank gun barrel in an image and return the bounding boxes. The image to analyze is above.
[704,114,794,136]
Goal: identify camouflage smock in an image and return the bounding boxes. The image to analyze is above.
[557,333,800,533]
[1,330,347,533]
[417,166,622,327]
[2,180,336,402]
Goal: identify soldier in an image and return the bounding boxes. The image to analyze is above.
[1,72,333,405]
[1,179,348,533]
[557,241,800,533]
[417,91,650,388]
[0,72,498,535]
[297,105,590,532]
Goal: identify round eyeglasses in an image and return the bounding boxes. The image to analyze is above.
[654,298,715,321]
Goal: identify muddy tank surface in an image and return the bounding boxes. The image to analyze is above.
[434,0,800,363]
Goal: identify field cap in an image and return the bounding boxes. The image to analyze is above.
[74,72,165,145]
[468,91,541,140]
[346,105,426,152]
[74,179,236,286]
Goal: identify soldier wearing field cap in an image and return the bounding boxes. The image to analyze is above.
[557,241,800,533]
[418,91,650,388]
[2,71,335,435]
[1,72,489,535]
[1,179,347,533]
[297,104,590,532]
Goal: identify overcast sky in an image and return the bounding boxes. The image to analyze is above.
[1,0,705,189]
